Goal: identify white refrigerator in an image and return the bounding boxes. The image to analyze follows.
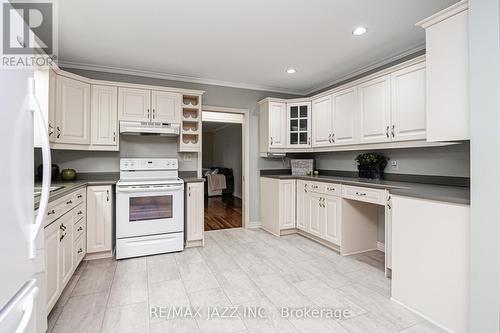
[0,8,52,333]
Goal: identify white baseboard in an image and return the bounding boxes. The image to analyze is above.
[377,241,385,252]
[233,192,242,199]
[247,220,261,228]
[390,297,452,333]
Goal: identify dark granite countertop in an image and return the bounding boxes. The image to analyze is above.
[179,171,205,183]
[34,173,119,210]
[260,174,470,205]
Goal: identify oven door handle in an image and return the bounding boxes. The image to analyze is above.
[116,185,184,193]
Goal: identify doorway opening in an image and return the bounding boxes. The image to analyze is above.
[201,108,247,231]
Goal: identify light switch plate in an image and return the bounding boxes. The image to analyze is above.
[391,160,399,171]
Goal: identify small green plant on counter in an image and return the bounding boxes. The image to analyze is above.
[355,153,388,170]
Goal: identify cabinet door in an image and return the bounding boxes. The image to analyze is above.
[91,85,118,146]
[186,182,204,242]
[385,195,392,271]
[86,186,112,253]
[118,87,151,121]
[358,75,391,144]
[308,193,323,238]
[391,62,427,141]
[151,91,182,123]
[55,75,91,144]
[332,87,359,145]
[296,180,308,231]
[59,215,74,288]
[311,95,333,147]
[44,221,60,313]
[279,180,296,229]
[268,102,286,148]
[323,195,342,246]
[287,102,311,148]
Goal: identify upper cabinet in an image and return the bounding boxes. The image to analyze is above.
[118,88,182,123]
[332,87,358,145]
[287,101,311,148]
[311,95,333,147]
[358,75,392,144]
[118,87,151,122]
[152,91,182,123]
[390,62,427,141]
[417,1,469,141]
[91,85,118,149]
[259,100,286,154]
[55,75,91,145]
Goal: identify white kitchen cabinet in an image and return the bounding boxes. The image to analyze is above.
[308,193,323,238]
[385,194,393,273]
[34,66,56,146]
[279,180,296,229]
[390,62,427,141]
[118,87,151,121]
[358,75,391,144]
[86,186,113,255]
[323,195,342,246]
[151,90,182,123]
[59,213,74,288]
[311,95,333,147]
[418,1,469,141]
[185,182,204,247]
[55,75,91,145]
[44,219,60,313]
[259,99,287,154]
[296,180,309,231]
[332,87,358,145]
[91,85,118,148]
[287,102,311,148]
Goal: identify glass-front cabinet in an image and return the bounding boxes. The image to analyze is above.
[286,102,311,148]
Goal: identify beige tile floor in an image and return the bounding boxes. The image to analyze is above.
[48,228,445,333]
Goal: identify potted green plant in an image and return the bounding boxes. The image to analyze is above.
[355,153,388,180]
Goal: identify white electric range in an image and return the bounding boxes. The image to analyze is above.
[115,158,184,259]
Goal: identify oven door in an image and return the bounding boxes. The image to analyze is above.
[116,184,184,238]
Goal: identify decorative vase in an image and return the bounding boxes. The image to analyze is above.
[358,165,383,180]
[61,169,77,181]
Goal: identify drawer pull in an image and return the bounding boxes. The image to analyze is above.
[47,209,55,216]
[77,194,83,199]
[77,248,83,254]
[77,210,83,215]
[59,223,66,231]
[355,192,367,196]
[327,187,335,191]
[77,226,83,232]
[66,200,73,205]
[59,233,66,242]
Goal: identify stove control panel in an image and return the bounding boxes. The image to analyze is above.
[120,158,178,171]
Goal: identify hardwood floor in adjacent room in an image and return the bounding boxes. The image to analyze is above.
[204,195,242,231]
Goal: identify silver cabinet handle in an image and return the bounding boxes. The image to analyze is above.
[77,248,83,254]
[113,132,116,142]
[66,200,72,205]
[152,109,156,119]
[387,196,392,210]
[331,133,335,143]
[77,210,83,215]
[304,184,307,193]
[147,109,150,119]
[106,190,110,202]
[57,126,61,139]
[308,137,311,145]
[48,124,54,136]
[77,226,83,232]
[47,209,55,216]
[391,125,395,138]
[355,192,367,196]
[270,137,273,145]
[77,194,83,199]
[59,233,66,242]
[385,126,389,138]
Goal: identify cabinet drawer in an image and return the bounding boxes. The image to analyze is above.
[72,203,86,225]
[73,218,86,242]
[307,181,324,194]
[45,194,74,227]
[323,183,341,196]
[73,188,86,206]
[74,234,86,266]
[342,185,387,205]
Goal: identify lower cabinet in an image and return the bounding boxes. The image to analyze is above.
[59,212,74,288]
[278,180,296,230]
[323,195,342,245]
[86,185,113,255]
[44,220,60,313]
[185,182,204,247]
[260,178,296,236]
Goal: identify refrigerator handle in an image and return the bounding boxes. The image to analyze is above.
[14,286,38,333]
[29,77,51,259]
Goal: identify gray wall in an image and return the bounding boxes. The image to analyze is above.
[203,124,243,197]
[314,142,470,177]
[62,67,299,222]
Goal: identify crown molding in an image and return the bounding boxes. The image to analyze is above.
[303,42,426,96]
[57,60,305,96]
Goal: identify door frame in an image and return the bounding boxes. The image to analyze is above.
[200,105,250,229]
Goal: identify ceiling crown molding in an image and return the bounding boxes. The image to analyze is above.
[57,60,305,96]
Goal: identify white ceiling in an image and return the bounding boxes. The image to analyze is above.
[57,0,458,95]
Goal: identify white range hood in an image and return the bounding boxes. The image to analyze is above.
[119,121,180,136]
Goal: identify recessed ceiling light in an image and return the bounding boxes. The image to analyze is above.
[286,68,297,74]
[352,26,367,36]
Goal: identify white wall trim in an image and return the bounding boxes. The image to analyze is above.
[391,297,453,333]
[247,221,262,229]
[58,60,304,96]
[377,242,385,252]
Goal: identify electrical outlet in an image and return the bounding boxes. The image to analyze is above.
[391,160,399,171]
[183,153,193,162]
